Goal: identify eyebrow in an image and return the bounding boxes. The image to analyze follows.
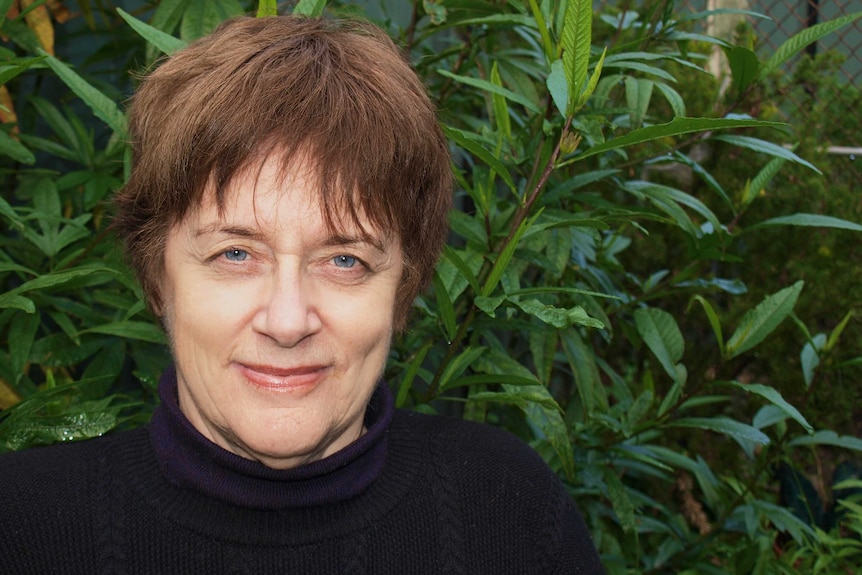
[323,233,386,254]
[193,224,387,253]
[194,224,266,241]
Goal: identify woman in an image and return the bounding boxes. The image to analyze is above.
[3,15,604,574]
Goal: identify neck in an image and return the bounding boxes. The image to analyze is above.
[150,366,394,509]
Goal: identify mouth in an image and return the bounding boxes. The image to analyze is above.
[234,362,330,392]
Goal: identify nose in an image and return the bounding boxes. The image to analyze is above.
[252,263,322,347]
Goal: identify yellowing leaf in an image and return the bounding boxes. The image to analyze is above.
[22,0,54,55]
[0,85,18,129]
[47,0,73,24]
[0,377,22,410]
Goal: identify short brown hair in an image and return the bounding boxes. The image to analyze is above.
[113,15,451,330]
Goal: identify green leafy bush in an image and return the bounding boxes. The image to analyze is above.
[2,0,861,572]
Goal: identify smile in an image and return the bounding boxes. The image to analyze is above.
[234,362,330,392]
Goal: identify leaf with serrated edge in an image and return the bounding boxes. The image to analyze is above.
[759,12,862,81]
[725,281,803,359]
[672,417,770,445]
[635,307,684,382]
[712,134,820,173]
[560,0,591,115]
[720,381,813,433]
[562,117,785,165]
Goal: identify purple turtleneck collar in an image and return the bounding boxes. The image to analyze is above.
[149,367,394,510]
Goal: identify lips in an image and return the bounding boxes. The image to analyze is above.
[234,362,330,392]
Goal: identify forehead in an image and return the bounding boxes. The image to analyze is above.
[187,154,387,245]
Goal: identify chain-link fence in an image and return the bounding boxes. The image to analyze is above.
[681,0,861,159]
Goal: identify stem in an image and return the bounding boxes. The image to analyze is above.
[422,115,574,404]
[404,1,420,52]
[422,306,477,403]
[502,115,573,251]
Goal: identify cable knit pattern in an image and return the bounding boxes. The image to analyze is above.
[93,450,127,575]
[430,420,466,575]
[1,372,605,574]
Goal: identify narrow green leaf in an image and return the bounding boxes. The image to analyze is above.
[443,125,515,191]
[0,130,35,164]
[576,46,607,112]
[743,156,786,210]
[448,374,541,389]
[82,321,167,345]
[514,299,603,329]
[625,77,653,129]
[146,0,189,60]
[10,267,114,296]
[507,286,618,300]
[440,245,480,293]
[602,61,676,82]
[0,195,24,230]
[712,134,820,173]
[672,417,770,445]
[256,0,278,17]
[0,0,15,27]
[520,385,575,481]
[527,0,554,64]
[0,55,45,86]
[8,311,39,382]
[560,0,592,116]
[749,500,815,543]
[624,181,720,237]
[0,294,35,313]
[561,330,608,414]
[180,0,244,40]
[747,214,862,233]
[604,469,638,532]
[800,333,825,389]
[481,210,541,297]
[654,82,686,118]
[789,430,862,452]
[448,14,535,28]
[658,377,687,418]
[396,343,431,408]
[679,8,771,23]
[439,346,489,392]
[474,295,506,317]
[689,295,725,357]
[432,271,457,342]
[727,46,759,95]
[562,117,785,165]
[547,59,568,118]
[825,311,853,352]
[437,69,541,114]
[490,62,511,139]
[117,8,187,56]
[293,0,326,17]
[39,52,127,136]
[635,307,685,383]
[759,12,862,81]
[719,381,813,433]
[725,281,803,359]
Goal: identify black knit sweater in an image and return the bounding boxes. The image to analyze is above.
[3,372,604,574]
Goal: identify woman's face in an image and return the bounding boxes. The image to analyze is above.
[160,156,402,469]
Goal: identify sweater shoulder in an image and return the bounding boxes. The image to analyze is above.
[391,409,605,574]
[393,409,555,485]
[0,428,146,516]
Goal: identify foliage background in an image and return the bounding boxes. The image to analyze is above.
[1,0,861,572]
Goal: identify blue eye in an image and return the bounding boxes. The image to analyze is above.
[333,255,357,268]
[224,249,248,261]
